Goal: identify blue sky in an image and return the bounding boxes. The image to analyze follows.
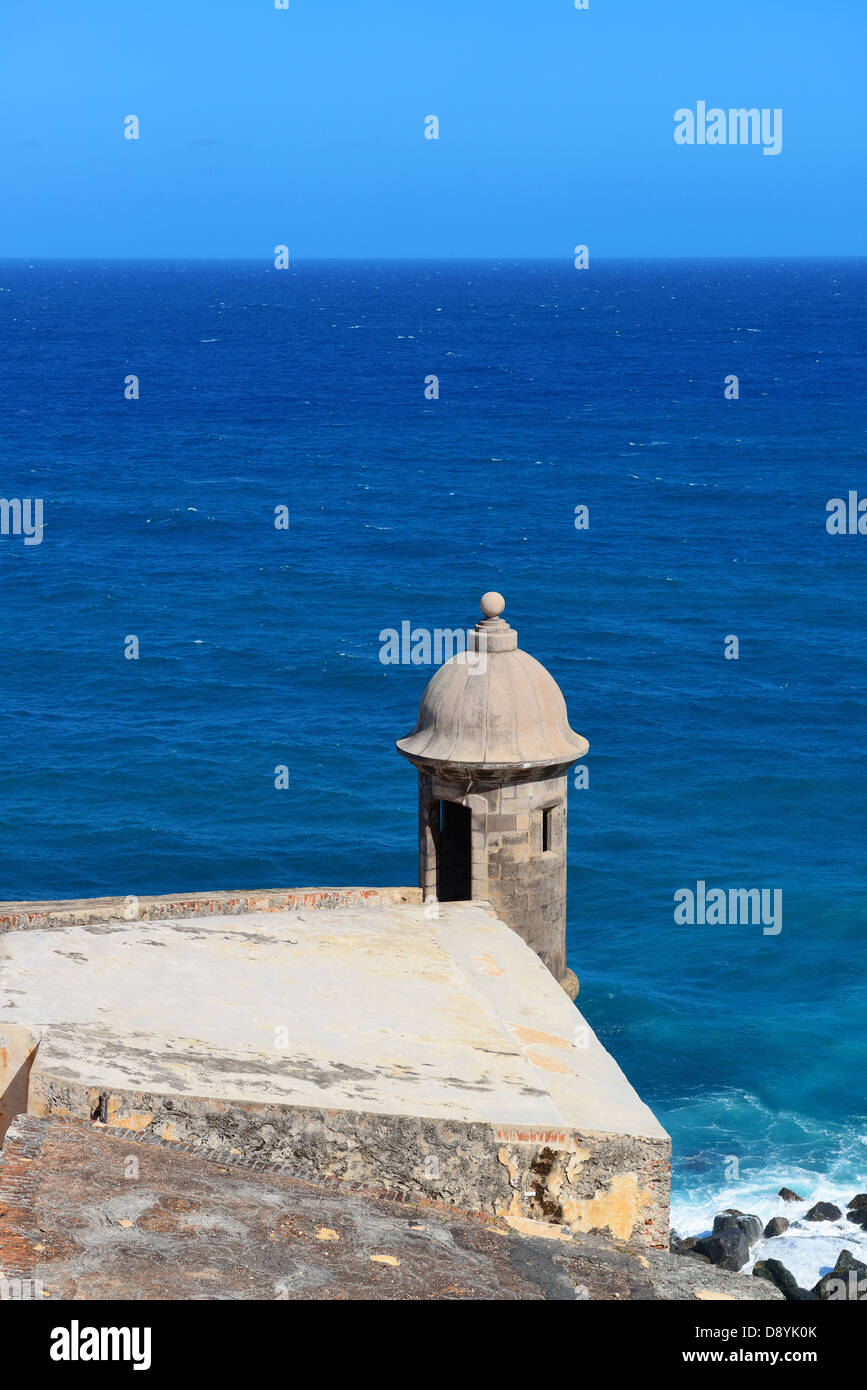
[0,0,864,258]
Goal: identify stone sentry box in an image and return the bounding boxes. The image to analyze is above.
[397,593,588,993]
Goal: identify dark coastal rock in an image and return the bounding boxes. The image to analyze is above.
[847,1207,867,1229]
[813,1272,861,1300]
[675,1245,708,1267]
[753,1259,799,1299]
[693,1227,750,1271]
[754,1259,818,1302]
[713,1209,763,1246]
[763,1216,789,1239]
[804,1201,842,1223]
[671,1235,710,1262]
[778,1187,804,1203]
[813,1252,867,1301]
[835,1249,867,1276]
[847,1194,867,1211]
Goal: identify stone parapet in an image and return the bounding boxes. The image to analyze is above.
[0,885,422,933]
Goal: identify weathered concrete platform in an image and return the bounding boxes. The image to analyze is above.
[0,891,669,1247]
[0,1116,778,1302]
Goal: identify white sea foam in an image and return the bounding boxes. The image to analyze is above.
[672,1173,867,1289]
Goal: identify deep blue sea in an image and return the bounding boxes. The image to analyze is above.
[1,259,865,1279]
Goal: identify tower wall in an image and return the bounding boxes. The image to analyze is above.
[418,767,569,983]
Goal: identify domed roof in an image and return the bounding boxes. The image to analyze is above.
[396,593,589,770]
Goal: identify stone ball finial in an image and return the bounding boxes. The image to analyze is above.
[396,590,589,768]
[480,591,505,620]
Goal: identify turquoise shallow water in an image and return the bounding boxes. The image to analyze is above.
[0,259,865,1274]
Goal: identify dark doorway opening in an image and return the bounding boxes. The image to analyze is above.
[435,800,472,901]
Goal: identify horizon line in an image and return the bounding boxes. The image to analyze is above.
[1,254,865,264]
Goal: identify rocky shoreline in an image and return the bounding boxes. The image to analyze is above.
[671,1189,867,1300]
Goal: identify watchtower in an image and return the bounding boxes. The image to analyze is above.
[397,592,588,993]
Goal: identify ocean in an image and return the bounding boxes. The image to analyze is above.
[1,258,865,1282]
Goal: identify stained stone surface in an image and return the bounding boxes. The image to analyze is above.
[0,900,660,1133]
[0,897,670,1246]
[0,1115,780,1302]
